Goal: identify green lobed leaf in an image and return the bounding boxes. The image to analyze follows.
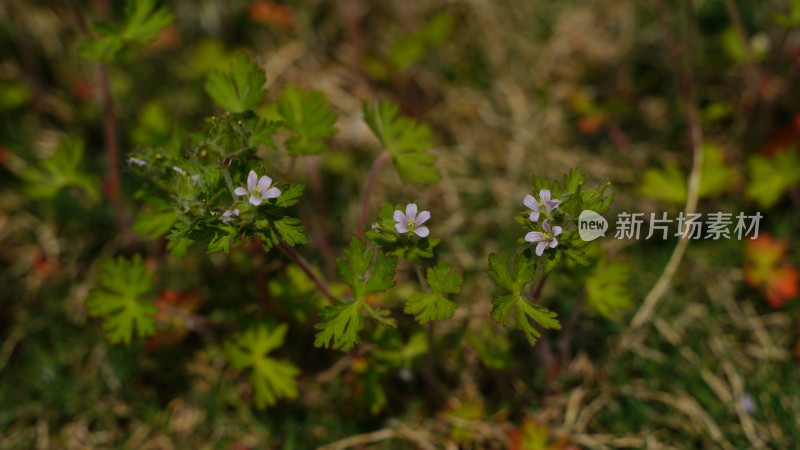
[337,237,397,300]
[746,148,800,208]
[121,0,174,44]
[586,259,633,318]
[363,100,440,186]
[488,252,535,293]
[277,85,337,155]
[224,324,300,408]
[639,144,734,204]
[488,252,559,346]
[85,255,157,345]
[80,0,173,62]
[22,138,100,203]
[275,182,305,207]
[205,55,266,113]
[315,238,397,351]
[404,261,461,323]
[133,201,178,239]
[314,300,365,352]
[490,294,560,346]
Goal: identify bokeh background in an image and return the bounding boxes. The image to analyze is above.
[1,0,800,448]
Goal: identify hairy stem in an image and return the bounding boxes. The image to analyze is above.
[356,151,391,237]
[221,166,237,200]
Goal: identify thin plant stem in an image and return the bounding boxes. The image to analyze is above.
[414,263,440,405]
[356,151,391,237]
[250,237,272,310]
[305,157,337,277]
[277,240,335,301]
[70,3,130,236]
[221,167,237,200]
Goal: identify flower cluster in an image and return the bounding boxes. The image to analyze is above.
[523,189,562,256]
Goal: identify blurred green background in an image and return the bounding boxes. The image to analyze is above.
[1,0,799,448]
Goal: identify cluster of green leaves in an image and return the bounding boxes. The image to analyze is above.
[128,56,313,256]
[22,138,100,204]
[316,207,462,350]
[86,255,157,345]
[488,253,560,346]
[81,0,174,62]
[314,238,397,351]
[224,324,299,408]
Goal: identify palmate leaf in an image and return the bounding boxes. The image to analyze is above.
[313,300,365,352]
[405,261,461,323]
[746,148,800,207]
[225,324,299,408]
[86,255,157,345]
[205,55,266,113]
[277,85,337,155]
[586,259,632,318]
[488,253,560,346]
[81,0,174,62]
[363,100,440,186]
[22,138,100,203]
[315,238,397,351]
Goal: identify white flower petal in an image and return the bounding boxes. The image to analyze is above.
[535,241,548,256]
[523,194,539,211]
[393,210,406,223]
[539,189,551,203]
[529,211,540,222]
[247,170,258,191]
[416,210,431,225]
[405,203,418,220]
[257,175,272,192]
[413,227,429,237]
[395,222,409,233]
[234,187,248,196]
[249,195,263,206]
[549,238,558,248]
[525,231,544,243]
[264,187,281,199]
[552,225,563,236]
[542,220,552,233]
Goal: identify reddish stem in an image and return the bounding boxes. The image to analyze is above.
[278,241,335,300]
[356,151,391,237]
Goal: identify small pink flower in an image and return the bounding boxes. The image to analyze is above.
[525,220,562,256]
[234,170,281,206]
[393,203,430,238]
[523,189,560,222]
